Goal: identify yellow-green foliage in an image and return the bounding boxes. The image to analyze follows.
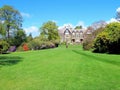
[0,40,9,53]
[93,22,120,53]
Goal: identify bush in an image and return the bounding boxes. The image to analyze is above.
[83,34,94,50]
[0,40,10,54]
[16,46,24,52]
[27,40,43,50]
[27,37,57,50]
[39,41,55,49]
[93,22,120,54]
[23,43,29,51]
[93,32,109,53]
[8,46,16,52]
[16,43,29,52]
[52,40,60,47]
[83,40,93,50]
[83,27,104,50]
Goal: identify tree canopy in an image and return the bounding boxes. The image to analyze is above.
[93,22,120,54]
[75,26,82,29]
[40,21,60,41]
[0,22,6,38]
[0,5,23,38]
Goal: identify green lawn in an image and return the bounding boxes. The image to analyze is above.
[0,45,120,90]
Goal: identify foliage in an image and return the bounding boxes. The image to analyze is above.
[83,27,104,50]
[75,25,82,29]
[17,43,29,52]
[93,22,120,53]
[93,32,109,53]
[0,22,6,38]
[83,21,106,50]
[0,40,9,54]
[26,33,33,42]
[6,29,26,47]
[23,43,29,51]
[27,37,55,50]
[8,46,16,52]
[27,38,42,50]
[14,30,26,47]
[83,37,93,50]
[16,45,24,52]
[40,21,60,41]
[0,5,22,38]
[91,20,107,30]
[26,21,61,51]
[92,27,105,37]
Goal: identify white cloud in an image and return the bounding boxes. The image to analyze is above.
[24,26,39,37]
[116,7,120,13]
[76,21,87,29]
[21,12,30,18]
[52,20,58,23]
[58,21,87,30]
[58,23,74,30]
[107,18,119,24]
[0,20,4,24]
[1,21,4,23]
[76,21,84,26]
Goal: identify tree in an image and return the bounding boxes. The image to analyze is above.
[6,29,26,47]
[0,5,22,38]
[93,22,120,54]
[75,26,82,29]
[12,30,26,47]
[27,33,33,42]
[91,20,107,30]
[0,22,6,38]
[40,21,60,41]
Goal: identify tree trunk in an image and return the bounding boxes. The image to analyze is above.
[7,25,10,38]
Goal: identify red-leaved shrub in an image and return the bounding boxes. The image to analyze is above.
[23,44,29,51]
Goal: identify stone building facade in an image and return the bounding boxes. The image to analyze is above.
[58,26,84,44]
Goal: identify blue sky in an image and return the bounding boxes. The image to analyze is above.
[0,0,120,37]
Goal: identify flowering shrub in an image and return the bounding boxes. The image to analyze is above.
[23,44,29,51]
[27,40,56,50]
[8,46,16,52]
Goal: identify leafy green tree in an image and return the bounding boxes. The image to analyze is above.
[91,20,107,30]
[83,26,104,50]
[27,33,33,42]
[40,21,60,41]
[0,22,6,38]
[7,29,26,47]
[0,5,22,38]
[93,22,120,53]
[12,30,26,47]
[93,32,109,53]
[75,26,82,29]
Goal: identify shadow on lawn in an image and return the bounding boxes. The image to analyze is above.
[0,56,22,67]
[72,50,120,67]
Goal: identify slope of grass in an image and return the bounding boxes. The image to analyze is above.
[0,45,120,90]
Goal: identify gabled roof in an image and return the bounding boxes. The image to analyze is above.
[58,27,85,35]
[64,28,71,35]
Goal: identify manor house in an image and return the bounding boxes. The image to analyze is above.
[58,26,85,44]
